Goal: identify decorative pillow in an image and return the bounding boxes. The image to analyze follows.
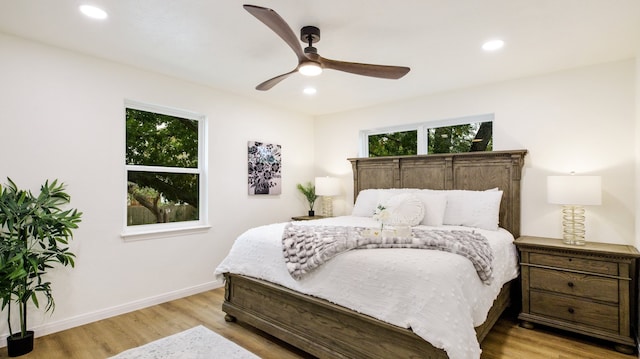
[442,189,503,230]
[378,193,425,226]
[352,188,417,217]
[414,191,448,226]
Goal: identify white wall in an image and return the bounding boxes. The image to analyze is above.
[315,59,637,245]
[0,34,314,340]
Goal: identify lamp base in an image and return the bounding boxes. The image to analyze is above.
[561,205,586,246]
[321,197,333,217]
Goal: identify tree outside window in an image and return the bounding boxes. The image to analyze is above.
[428,122,492,154]
[368,130,418,157]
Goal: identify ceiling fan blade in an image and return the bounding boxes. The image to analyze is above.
[255,69,298,91]
[307,53,410,79]
[243,5,307,62]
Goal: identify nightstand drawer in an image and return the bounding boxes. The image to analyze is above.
[529,267,619,303]
[530,290,619,332]
[529,252,618,276]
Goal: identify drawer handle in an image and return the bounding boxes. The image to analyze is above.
[568,308,575,314]
[567,282,574,288]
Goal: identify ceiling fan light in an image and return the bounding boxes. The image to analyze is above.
[298,62,322,76]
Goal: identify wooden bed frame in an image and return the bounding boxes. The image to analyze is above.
[223,150,527,358]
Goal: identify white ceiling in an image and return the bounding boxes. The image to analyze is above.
[1,0,639,116]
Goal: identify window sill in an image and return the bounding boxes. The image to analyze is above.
[121,224,211,242]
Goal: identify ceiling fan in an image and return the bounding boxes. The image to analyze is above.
[243,4,411,91]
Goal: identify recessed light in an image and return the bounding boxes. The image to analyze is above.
[303,87,317,95]
[482,39,504,51]
[79,5,108,20]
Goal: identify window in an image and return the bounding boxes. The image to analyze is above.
[360,114,493,157]
[427,122,492,154]
[368,130,417,157]
[123,100,208,238]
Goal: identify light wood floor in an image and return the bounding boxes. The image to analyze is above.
[4,287,636,359]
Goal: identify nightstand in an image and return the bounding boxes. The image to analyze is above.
[515,236,640,353]
[291,215,325,221]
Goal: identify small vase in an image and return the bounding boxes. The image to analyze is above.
[7,331,34,357]
[308,210,315,216]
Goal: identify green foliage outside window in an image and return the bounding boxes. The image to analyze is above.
[368,130,418,157]
[428,122,492,154]
[126,108,200,225]
[126,109,198,168]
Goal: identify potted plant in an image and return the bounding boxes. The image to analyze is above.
[0,178,82,357]
[296,182,318,216]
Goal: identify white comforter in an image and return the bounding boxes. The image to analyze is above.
[214,216,519,359]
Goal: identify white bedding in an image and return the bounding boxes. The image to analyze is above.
[214,216,519,359]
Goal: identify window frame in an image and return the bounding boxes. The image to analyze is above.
[121,99,209,240]
[359,114,494,157]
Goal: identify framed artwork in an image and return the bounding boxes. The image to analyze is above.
[248,141,282,195]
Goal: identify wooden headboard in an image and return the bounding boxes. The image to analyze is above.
[348,150,527,237]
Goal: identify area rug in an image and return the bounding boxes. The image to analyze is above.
[109,325,260,359]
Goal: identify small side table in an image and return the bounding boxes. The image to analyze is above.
[291,215,325,221]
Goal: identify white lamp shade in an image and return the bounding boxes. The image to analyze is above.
[315,177,341,196]
[547,175,601,205]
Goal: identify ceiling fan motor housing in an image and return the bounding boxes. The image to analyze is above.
[301,25,320,54]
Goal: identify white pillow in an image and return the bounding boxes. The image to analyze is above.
[442,189,503,230]
[352,188,417,217]
[414,191,448,226]
[352,189,381,216]
[379,193,425,226]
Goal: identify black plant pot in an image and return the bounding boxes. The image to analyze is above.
[6,331,34,357]
[308,210,315,216]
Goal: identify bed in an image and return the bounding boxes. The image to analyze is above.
[216,150,527,359]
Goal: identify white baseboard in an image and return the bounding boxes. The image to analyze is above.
[1,279,223,348]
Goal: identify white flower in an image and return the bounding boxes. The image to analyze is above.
[373,205,391,227]
[375,209,391,222]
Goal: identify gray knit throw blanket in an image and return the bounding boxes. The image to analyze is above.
[282,224,494,284]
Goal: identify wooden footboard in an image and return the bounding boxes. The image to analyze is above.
[223,273,512,359]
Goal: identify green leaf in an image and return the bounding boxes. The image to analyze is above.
[30,292,39,308]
